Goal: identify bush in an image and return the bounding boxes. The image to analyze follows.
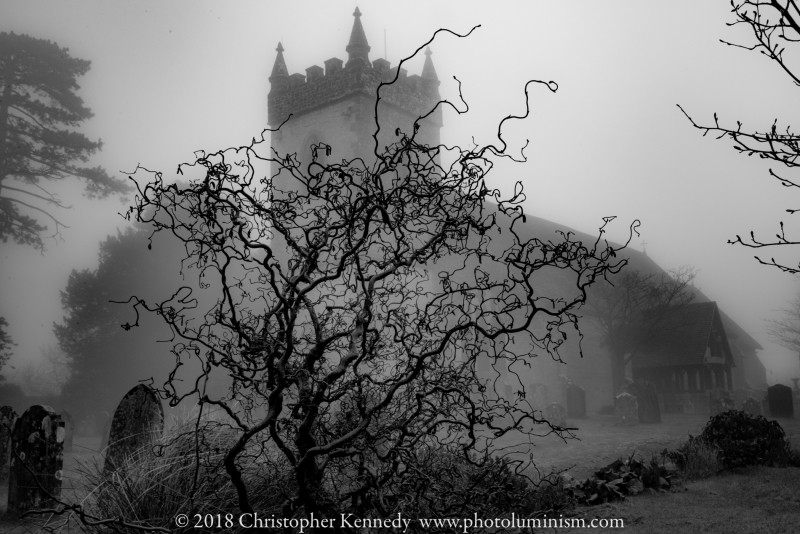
[700,410,798,469]
[667,435,721,480]
[79,412,294,533]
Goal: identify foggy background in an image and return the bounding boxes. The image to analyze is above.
[2,0,799,393]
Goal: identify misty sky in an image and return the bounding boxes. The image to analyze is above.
[2,0,800,386]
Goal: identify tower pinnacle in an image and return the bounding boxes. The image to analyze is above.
[346,7,371,66]
[422,46,438,81]
[270,42,289,82]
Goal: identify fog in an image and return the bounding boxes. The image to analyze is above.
[2,0,799,396]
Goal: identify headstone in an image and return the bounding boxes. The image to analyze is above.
[59,409,74,452]
[530,383,549,411]
[566,385,586,419]
[626,380,660,423]
[709,389,734,415]
[7,405,64,517]
[545,402,567,427]
[742,396,761,417]
[615,392,639,426]
[767,384,794,419]
[0,405,17,483]
[682,392,695,415]
[104,385,164,472]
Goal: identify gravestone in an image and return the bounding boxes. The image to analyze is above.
[767,384,794,419]
[615,392,639,426]
[59,409,74,452]
[545,403,567,427]
[710,389,734,416]
[742,396,761,417]
[7,405,64,517]
[626,380,660,423]
[681,392,695,415]
[104,385,164,472]
[530,383,549,411]
[0,405,17,483]
[566,385,586,419]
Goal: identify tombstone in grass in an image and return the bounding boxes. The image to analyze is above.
[681,392,695,415]
[709,388,734,416]
[59,409,74,452]
[103,384,164,473]
[566,384,586,419]
[742,396,761,417]
[7,405,65,517]
[614,392,639,426]
[767,384,794,419]
[0,406,17,483]
[626,380,660,423]
[545,403,567,427]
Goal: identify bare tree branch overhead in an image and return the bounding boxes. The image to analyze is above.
[680,0,800,273]
[0,32,131,250]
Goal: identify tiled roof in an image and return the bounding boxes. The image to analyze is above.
[632,301,734,369]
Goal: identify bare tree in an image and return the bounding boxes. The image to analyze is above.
[16,344,71,397]
[680,0,800,273]
[585,268,696,398]
[767,289,800,356]
[97,31,637,528]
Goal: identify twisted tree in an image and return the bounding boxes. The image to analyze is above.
[680,1,800,273]
[110,31,635,528]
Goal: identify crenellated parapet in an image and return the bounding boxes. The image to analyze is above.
[267,8,442,132]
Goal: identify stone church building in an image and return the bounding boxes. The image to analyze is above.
[266,8,767,414]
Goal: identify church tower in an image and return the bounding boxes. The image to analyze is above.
[267,7,443,168]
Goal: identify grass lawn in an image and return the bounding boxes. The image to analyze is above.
[570,466,800,533]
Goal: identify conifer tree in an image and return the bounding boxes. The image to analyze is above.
[0,32,130,249]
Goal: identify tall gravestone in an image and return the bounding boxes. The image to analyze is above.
[615,392,639,426]
[626,380,660,423]
[104,385,164,473]
[0,405,17,483]
[7,405,64,517]
[59,409,74,453]
[566,385,586,418]
[768,384,794,419]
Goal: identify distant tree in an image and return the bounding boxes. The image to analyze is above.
[767,290,800,357]
[680,1,800,273]
[16,344,71,397]
[0,32,130,249]
[0,316,14,383]
[585,268,696,398]
[55,225,186,419]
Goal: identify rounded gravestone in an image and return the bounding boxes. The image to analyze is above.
[103,385,164,473]
[7,405,64,517]
[626,380,660,423]
[59,409,74,452]
[767,384,794,419]
[0,405,17,483]
[615,392,639,426]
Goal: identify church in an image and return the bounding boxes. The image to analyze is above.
[265,7,767,415]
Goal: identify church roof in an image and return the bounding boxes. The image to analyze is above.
[632,301,734,369]
[270,42,288,80]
